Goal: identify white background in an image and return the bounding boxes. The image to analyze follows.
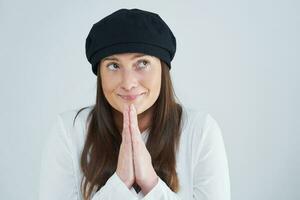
[0,0,299,199]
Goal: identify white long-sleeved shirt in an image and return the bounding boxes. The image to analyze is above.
[39,105,231,200]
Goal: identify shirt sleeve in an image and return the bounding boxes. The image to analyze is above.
[137,113,231,200]
[91,171,138,200]
[141,177,182,200]
[192,113,231,200]
[39,114,139,200]
[39,115,79,200]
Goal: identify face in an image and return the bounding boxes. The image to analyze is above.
[99,52,162,115]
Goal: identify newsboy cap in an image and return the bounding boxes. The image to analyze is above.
[85,8,177,75]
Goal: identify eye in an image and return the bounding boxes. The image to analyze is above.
[106,63,119,71]
[137,59,150,69]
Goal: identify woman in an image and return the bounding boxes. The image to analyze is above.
[39,8,231,200]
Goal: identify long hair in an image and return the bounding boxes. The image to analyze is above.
[73,60,183,200]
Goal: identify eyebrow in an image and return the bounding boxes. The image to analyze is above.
[102,53,149,62]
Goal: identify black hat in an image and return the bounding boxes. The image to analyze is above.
[85,8,177,76]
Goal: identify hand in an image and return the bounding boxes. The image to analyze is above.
[129,104,158,195]
[116,104,135,188]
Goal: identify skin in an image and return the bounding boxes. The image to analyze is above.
[100,52,161,133]
[99,52,161,194]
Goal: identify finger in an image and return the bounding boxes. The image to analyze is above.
[122,105,127,138]
[123,105,131,144]
[129,104,142,142]
[129,104,137,130]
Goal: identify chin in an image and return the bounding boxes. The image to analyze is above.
[135,106,143,115]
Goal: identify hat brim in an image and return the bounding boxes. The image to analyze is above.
[91,42,172,75]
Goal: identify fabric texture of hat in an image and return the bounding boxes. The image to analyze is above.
[85,8,177,76]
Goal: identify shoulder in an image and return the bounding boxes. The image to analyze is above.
[179,105,224,161]
[57,105,94,131]
[43,105,95,161]
[181,105,218,132]
[48,105,94,151]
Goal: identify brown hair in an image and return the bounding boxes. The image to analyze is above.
[73,61,183,200]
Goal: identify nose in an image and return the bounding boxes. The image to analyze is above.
[120,70,138,91]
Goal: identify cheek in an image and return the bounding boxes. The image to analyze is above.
[144,70,161,92]
[153,78,161,94]
[101,76,117,94]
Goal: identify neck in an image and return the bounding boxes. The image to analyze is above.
[113,105,154,134]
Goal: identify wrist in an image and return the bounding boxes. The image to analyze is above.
[141,174,158,195]
[125,180,134,189]
[116,171,134,189]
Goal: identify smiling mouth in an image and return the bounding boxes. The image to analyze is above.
[118,92,146,101]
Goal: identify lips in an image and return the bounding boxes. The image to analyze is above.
[118,92,146,101]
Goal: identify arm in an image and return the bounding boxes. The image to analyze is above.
[192,114,231,200]
[39,115,138,200]
[141,177,182,200]
[39,115,78,200]
[141,113,231,200]
[91,172,138,200]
